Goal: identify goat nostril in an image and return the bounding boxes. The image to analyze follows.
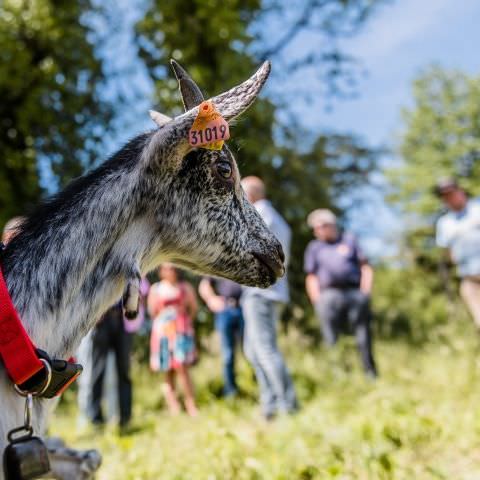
[251,248,284,278]
[277,244,285,263]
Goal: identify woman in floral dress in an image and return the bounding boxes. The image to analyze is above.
[148,264,198,416]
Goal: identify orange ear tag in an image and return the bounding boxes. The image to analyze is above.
[189,100,230,150]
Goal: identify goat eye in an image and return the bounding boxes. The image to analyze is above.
[216,161,232,179]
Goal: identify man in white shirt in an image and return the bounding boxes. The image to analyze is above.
[241,176,298,420]
[435,178,480,327]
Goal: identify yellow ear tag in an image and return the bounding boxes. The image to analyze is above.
[189,100,230,150]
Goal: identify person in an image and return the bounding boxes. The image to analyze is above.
[435,178,480,328]
[199,277,243,397]
[79,278,149,429]
[148,264,199,416]
[89,301,134,430]
[241,176,298,420]
[304,208,377,377]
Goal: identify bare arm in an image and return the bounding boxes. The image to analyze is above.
[360,263,374,295]
[198,278,226,313]
[445,248,453,265]
[305,274,320,305]
[198,278,216,303]
[147,285,161,318]
[185,283,198,319]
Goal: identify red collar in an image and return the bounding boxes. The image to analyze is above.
[0,266,82,397]
[0,268,44,385]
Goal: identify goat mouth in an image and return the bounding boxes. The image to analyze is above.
[251,251,284,283]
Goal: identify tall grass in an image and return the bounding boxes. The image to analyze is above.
[51,319,480,479]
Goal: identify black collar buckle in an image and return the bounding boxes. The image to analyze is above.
[14,350,82,399]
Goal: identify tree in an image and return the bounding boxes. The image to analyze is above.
[378,67,480,336]
[387,67,480,282]
[0,0,116,225]
[135,0,379,318]
[389,67,480,217]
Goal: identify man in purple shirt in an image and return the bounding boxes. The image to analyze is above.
[304,209,377,377]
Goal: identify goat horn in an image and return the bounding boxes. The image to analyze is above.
[209,60,271,121]
[149,110,172,127]
[170,59,205,111]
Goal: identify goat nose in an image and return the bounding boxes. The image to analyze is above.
[251,250,284,278]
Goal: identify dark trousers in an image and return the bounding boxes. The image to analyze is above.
[89,307,132,426]
[215,306,244,395]
[315,288,377,376]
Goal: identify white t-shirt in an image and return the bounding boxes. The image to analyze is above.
[242,199,291,303]
[436,197,480,277]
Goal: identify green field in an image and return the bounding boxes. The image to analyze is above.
[51,320,480,480]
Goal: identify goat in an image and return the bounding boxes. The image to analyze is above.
[0,60,284,474]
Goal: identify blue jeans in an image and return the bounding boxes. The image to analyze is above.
[215,306,244,395]
[243,295,298,417]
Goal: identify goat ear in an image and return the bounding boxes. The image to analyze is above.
[149,110,172,127]
[170,60,205,111]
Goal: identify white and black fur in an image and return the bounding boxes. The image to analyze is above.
[0,61,284,464]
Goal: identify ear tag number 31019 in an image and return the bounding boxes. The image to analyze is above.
[189,100,230,150]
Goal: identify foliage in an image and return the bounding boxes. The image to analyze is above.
[52,321,480,479]
[389,66,480,217]
[136,0,385,110]
[0,0,115,225]
[372,263,466,343]
[253,0,385,103]
[135,0,380,319]
[381,67,480,336]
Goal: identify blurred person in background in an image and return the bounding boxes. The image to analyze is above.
[241,176,298,420]
[199,277,244,397]
[88,301,135,432]
[78,278,149,429]
[435,178,480,328]
[304,209,377,378]
[148,264,199,416]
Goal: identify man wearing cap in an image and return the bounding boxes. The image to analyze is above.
[304,209,377,377]
[435,178,480,327]
[241,176,298,420]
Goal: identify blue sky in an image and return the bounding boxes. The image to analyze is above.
[317,0,480,146]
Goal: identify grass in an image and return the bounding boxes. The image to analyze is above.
[50,320,480,479]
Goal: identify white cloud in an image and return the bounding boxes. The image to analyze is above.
[346,0,473,63]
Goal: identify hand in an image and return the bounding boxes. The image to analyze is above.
[360,286,372,297]
[307,291,320,305]
[208,296,226,313]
